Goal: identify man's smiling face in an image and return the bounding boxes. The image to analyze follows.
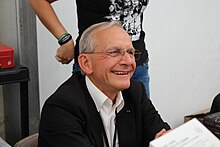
[87,25,136,98]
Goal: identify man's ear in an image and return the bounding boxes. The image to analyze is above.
[78,54,93,75]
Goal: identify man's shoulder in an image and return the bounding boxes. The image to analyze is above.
[56,74,84,95]
[123,80,146,102]
[45,74,86,107]
[127,80,144,93]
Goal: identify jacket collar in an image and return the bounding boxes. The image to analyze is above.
[79,76,137,147]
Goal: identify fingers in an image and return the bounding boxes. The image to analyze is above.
[154,128,173,139]
[55,55,72,64]
[155,129,167,139]
[55,40,75,64]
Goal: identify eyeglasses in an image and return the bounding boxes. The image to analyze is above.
[83,48,142,61]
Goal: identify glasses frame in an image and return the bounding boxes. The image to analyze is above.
[83,48,142,61]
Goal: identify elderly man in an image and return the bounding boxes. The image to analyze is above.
[38,21,170,147]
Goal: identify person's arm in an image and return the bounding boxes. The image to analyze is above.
[137,81,170,146]
[39,97,93,147]
[28,0,74,64]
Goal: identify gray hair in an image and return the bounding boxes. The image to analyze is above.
[79,21,122,54]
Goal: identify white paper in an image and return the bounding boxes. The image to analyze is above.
[0,137,11,147]
[149,118,220,147]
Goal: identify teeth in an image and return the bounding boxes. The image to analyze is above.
[114,71,128,75]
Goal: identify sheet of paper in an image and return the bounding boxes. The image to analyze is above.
[149,118,220,147]
[0,137,11,147]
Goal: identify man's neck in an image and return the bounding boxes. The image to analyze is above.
[88,76,118,101]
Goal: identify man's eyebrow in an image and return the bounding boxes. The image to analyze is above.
[107,46,135,50]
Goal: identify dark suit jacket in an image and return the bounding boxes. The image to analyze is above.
[38,74,170,147]
[210,93,220,113]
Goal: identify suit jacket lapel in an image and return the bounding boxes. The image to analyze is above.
[80,77,104,147]
[79,76,137,147]
[118,96,136,147]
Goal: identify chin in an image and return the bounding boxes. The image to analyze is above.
[118,83,130,90]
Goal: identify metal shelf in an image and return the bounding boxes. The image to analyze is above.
[0,65,30,139]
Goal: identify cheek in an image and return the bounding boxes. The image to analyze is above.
[92,60,111,75]
[132,60,136,69]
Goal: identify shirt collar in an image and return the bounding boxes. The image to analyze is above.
[85,76,124,112]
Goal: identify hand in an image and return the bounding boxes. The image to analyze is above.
[154,128,172,139]
[55,39,74,64]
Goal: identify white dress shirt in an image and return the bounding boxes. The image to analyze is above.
[86,76,124,147]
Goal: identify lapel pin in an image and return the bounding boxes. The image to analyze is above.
[126,109,131,113]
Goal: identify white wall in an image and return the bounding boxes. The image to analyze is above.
[145,0,220,127]
[37,0,77,108]
[37,0,220,128]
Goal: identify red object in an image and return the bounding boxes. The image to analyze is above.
[0,44,14,69]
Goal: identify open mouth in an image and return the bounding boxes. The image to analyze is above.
[112,71,129,75]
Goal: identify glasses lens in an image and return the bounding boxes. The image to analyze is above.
[107,49,122,57]
[127,50,135,56]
